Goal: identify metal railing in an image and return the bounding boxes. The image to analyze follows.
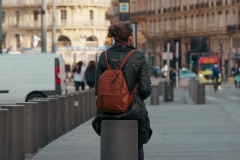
[0,89,96,160]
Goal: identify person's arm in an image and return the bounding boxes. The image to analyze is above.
[95,52,107,87]
[138,54,152,100]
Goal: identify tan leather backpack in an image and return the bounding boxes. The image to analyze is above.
[96,50,138,113]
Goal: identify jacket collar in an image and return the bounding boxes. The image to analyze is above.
[112,42,136,50]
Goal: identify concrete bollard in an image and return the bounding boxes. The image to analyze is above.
[1,105,25,160]
[150,85,159,105]
[49,96,66,137]
[82,91,87,123]
[0,109,9,160]
[70,92,79,128]
[87,90,91,120]
[101,120,138,160]
[29,100,49,148]
[16,102,38,154]
[92,89,96,116]
[158,82,164,96]
[164,82,174,101]
[78,91,84,125]
[90,89,95,117]
[40,98,58,143]
[197,83,205,104]
[84,90,90,121]
[65,94,72,132]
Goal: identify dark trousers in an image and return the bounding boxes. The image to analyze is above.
[74,81,85,91]
[235,80,240,88]
[87,81,95,88]
[138,143,144,160]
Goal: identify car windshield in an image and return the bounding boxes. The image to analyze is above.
[181,69,194,74]
[200,64,214,71]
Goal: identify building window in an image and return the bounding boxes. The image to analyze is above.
[61,10,67,24]
[16,11,20,23]
[159,19,161,32]
[196,15,199,29]
[212,13,215,27]
[206,14,209,27]
[218,12,222,27]
[191,15,194,29]
[34,10,38,21]
[2,12,5,23]
[226,11,229,25]
[184,16,187,30]
[153,20,156,33]
[16,34,21,48]
[90,10,93,20]
[165,18,167,31]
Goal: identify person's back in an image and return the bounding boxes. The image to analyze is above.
[92,21,152,160]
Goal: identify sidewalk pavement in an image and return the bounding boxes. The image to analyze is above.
[33,91,240,160]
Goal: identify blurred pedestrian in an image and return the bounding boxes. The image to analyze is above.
[72,61,86,91]
[92,21,152,160]
[85,61,96,88]
[231,64,240,88]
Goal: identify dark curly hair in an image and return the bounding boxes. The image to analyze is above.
[107,21,133,43]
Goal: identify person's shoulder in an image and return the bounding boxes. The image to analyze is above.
[132,50,145,58]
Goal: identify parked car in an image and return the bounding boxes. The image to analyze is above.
[0,53,66,103]
[180,68,197,80]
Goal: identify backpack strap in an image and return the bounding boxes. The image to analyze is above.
[104,50,111,70]
[119,50,136,69]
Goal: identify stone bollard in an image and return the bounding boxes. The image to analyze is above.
[70,92,79,128]
[17,102,38,154]
[164,82,174,101]
[150,85,159,105]
[29,100,49,148]
[1,105,25,160]
[87,90,92,119]
[101,120,138,160]
[84,90,90,121]
[158,82,164,96]
[49,96,66,137]
[65,94,72,132]
[0,109,9,160]
[90,89,95,117]
[82,91,87,123]
[197,83,205,104]
[78,91,84,125]
[40,98,58,143]
[92,89,96,116]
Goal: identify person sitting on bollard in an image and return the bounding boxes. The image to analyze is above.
[92,21,152,160]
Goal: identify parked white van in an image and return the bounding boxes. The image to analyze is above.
[0,53,66,103]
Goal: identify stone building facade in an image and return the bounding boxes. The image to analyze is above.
[2,0,111,69]
[107,0,240,75]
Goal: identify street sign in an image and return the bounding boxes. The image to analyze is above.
[119,3,129,12]
[119,0,130,21]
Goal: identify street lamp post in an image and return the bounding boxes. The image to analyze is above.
[41,0,47,52]
[0,0,2,54]
[52,0,56,53]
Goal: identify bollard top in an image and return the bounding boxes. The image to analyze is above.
[1,105,25,109]
[16,102,38,104]
[0,109,9,112]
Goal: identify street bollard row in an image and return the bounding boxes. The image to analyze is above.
[188,80,206,104]
[0,89,96,160]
